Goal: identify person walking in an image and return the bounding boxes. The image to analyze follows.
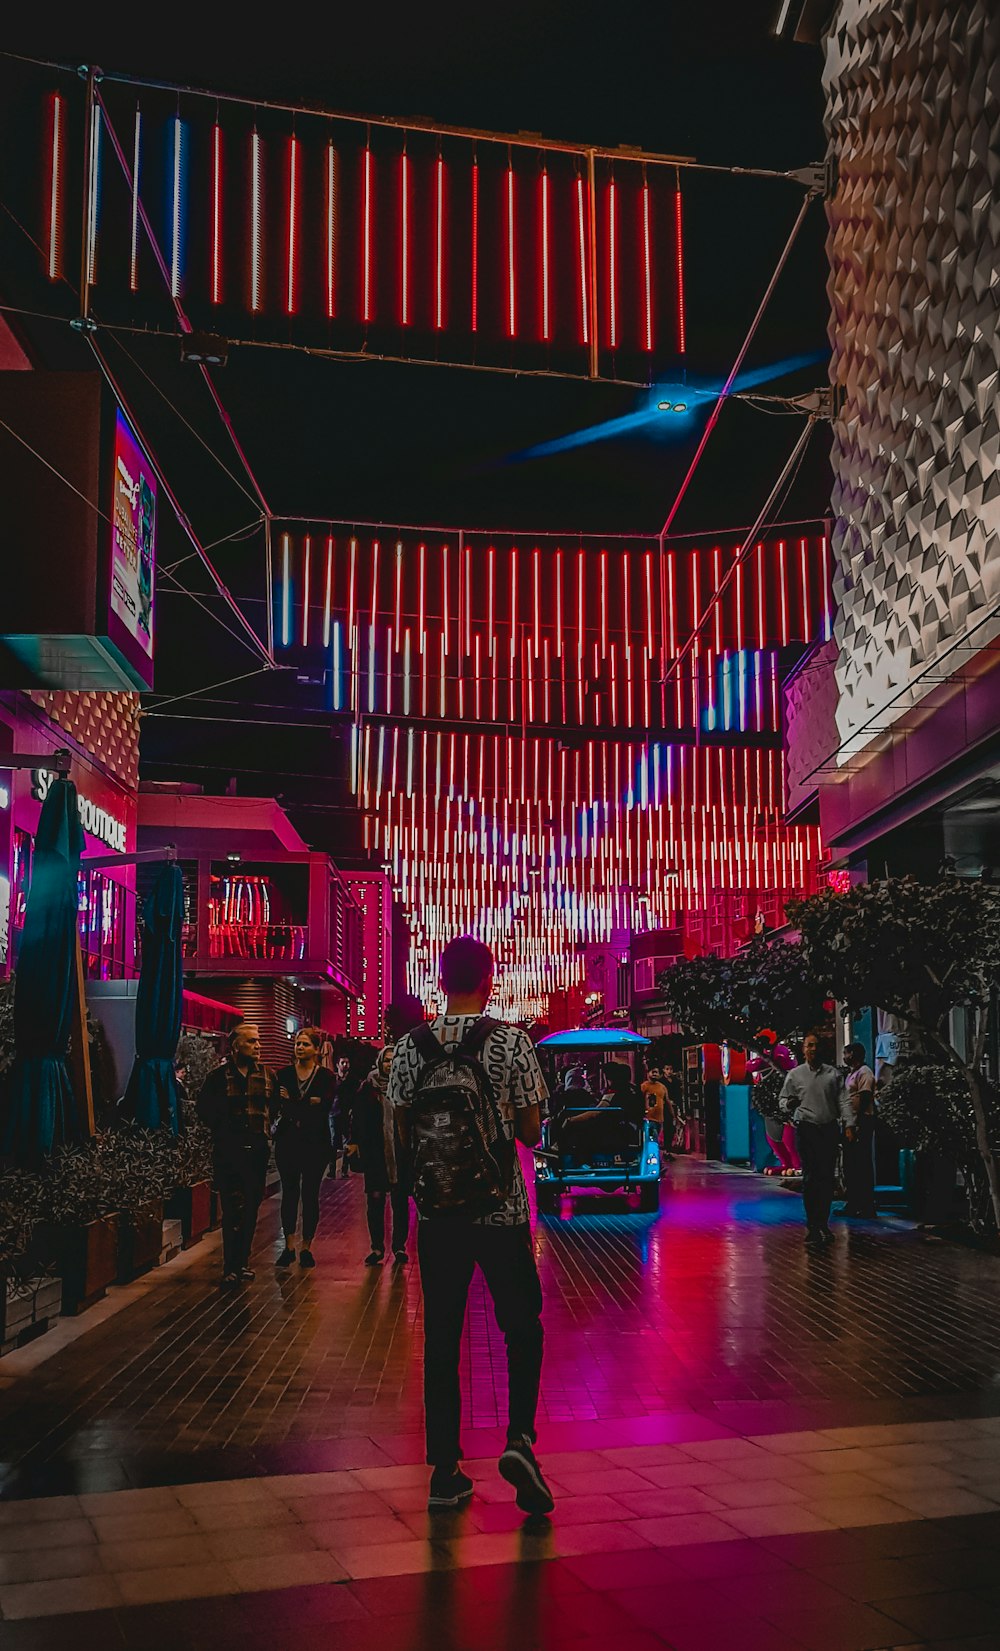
[779,1033,850,1249]
[748,1030,800,1176]
[272,1027,338,1269]
[196,1022,277,1287]
[358,995,424,1266]
[388,934,554,1517]
[330,1054,363,1178]
[840,1041,878,1218]
[641,1064,676,1166]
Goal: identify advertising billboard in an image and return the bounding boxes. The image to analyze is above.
[107,408,156,685]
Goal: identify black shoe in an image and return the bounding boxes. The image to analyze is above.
[299,1248,316,1269]
[498,1437,555,1516]
[276,1247,296,1267]
[820,1227,835,1245]
[220,1272,239,1289]
[240,1267,256,1282]
[428,1466,474,1510]
[805,1228,824,1249]
[393,1249,408,1264]
[364,1250,384,1266]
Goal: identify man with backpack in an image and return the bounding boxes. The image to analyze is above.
[388,935,554,1517]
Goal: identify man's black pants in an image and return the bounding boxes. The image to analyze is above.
[842,1115,877,1216]
[367,1185,411,1254]
[417,1221,544,1467]
[796,1120,840,1233]
[215,1139,269,1273]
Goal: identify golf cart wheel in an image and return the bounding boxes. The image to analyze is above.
[637,1181,660,1213]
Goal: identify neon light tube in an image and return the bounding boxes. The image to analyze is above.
[301,536,312,646]
[129,107,141,291]
[713,545,722,651]
[368,621,377,712]
[326,142,337,318]
[541,168,551,342]
[332,621,342,709]
[607,179,618,348]
[250,130,263,312]
[435,154,445,331]
[821,534,832,641]
[642,179,653,353]
[394,540,404,649]
[778,540,789,645]
[363,144,374,323]
[86,103,102,289]
[576,174,589,346]
[506,164,516,336]
[756,541,766,645]
[400,150,410,326]
[386,624,393,717]
[47,94,65,282]
[211,122,223,304]
[674,184,687,354]
[281,533,291,646]
[286,134,300,315]
[323,537,334,648]
[799,537,811,637]
[471,158,479,333]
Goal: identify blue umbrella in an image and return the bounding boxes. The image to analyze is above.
[121,862,185,1135]
[2,777,86,1162]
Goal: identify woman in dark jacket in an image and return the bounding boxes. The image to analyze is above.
[272,1027,337,1269]
[354,996,424,1267]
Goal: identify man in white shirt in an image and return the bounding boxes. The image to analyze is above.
[841,1042,878,1218]
[779,1033,850,1249]
[389,934,554,1518]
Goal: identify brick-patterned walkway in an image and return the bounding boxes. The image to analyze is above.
[3,1159,1000,1648]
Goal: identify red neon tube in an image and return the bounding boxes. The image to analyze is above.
[799,537,811,637]
[302,536,311,646]
[540,168,551,342]
[326,141,337,319]
[250,129,263,313]
[674,182,687,355]
[554,548,563,654]
[323,537,334,648]
[644,551,654,656]
[286,135,300,315]
[211,122,223,305]
[576,174,589,347]
[607,180,618,349]
[506,163,517,337]
[47,93,65,282]
[600,550,608,658]
[435,154,445,331]
[756,541,766,645]
[778,540,789,645]
[533,547,541,657]
[642,178,653,353]
[400,151,411,326]
[394,541,403,650]
[363,144,374,323]
[713,545,722,651]
[471,157,479,333]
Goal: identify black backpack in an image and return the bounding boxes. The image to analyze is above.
[408,1019,515,1219]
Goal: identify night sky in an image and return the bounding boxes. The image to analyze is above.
[1,3,829,858]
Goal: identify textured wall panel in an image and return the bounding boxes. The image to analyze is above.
[824,0,1000,761]
[784,638,839,815]
[26,691,140,789]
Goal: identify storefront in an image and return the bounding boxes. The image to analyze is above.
[0,690,140,981]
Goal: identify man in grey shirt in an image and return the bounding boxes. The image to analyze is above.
[779,1033,849,1248]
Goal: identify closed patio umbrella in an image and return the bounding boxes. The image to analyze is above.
[121,862,185,1135]
[1,777,86,1163]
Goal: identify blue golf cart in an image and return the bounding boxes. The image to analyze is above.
[533,1028,661,1214]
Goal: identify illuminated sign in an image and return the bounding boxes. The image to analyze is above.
[30,769,128,854]
[108,408,156,682]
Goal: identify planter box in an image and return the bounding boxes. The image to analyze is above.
[161,1219,183,1264]
[116,1200,164,1283]
[165,1180,212,1247]
[1,1274,63,1355]
[33,1217,120,1315]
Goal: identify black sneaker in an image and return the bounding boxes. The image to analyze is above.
[498,1437,555,1516]
[804,1228,824,1249]
[364,1250,384,1266]
[820,1227,835,1245]
[240,1267,256,1282]
[392,1249,408,1264]
[427,1466,474,1510]
[299,1249,316,1269]
[276,1247,296,1267]
[220,1272,239,1289]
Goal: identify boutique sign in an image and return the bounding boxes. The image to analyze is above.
[30,769,128,854]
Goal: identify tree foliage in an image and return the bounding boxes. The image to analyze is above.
[657,935,828,1047]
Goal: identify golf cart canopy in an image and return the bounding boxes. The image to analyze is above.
[537,1029,652,1050]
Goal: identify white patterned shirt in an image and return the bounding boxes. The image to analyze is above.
[388,1015,548,1225]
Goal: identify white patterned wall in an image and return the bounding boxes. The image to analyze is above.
[824,0,1000,762]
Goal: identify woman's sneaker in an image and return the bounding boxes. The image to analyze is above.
[276,1247,296,1267]
[498,1437,555,1515]
[427,1466,474,1510]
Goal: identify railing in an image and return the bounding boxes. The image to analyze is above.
[207,921,309,962]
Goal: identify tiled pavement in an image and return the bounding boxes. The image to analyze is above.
[2,1158,1000,1649]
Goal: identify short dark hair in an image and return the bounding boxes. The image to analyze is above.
[386,995,425,1041]
[844,1042,866,1062]
[439,935,494,995]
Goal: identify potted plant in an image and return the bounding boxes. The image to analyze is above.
[174,1036,222,1231]
[32,1145,120,1315]
[0,1169,62,1353]
[98,1130,172,1283]
[162,1116,214,1247]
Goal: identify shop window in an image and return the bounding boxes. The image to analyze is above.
[208,862,309,962]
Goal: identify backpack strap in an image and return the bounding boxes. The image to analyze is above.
[411,1022,447,1069]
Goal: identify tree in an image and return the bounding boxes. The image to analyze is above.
[788,877,1000,1230]
[657,935,828,1048]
